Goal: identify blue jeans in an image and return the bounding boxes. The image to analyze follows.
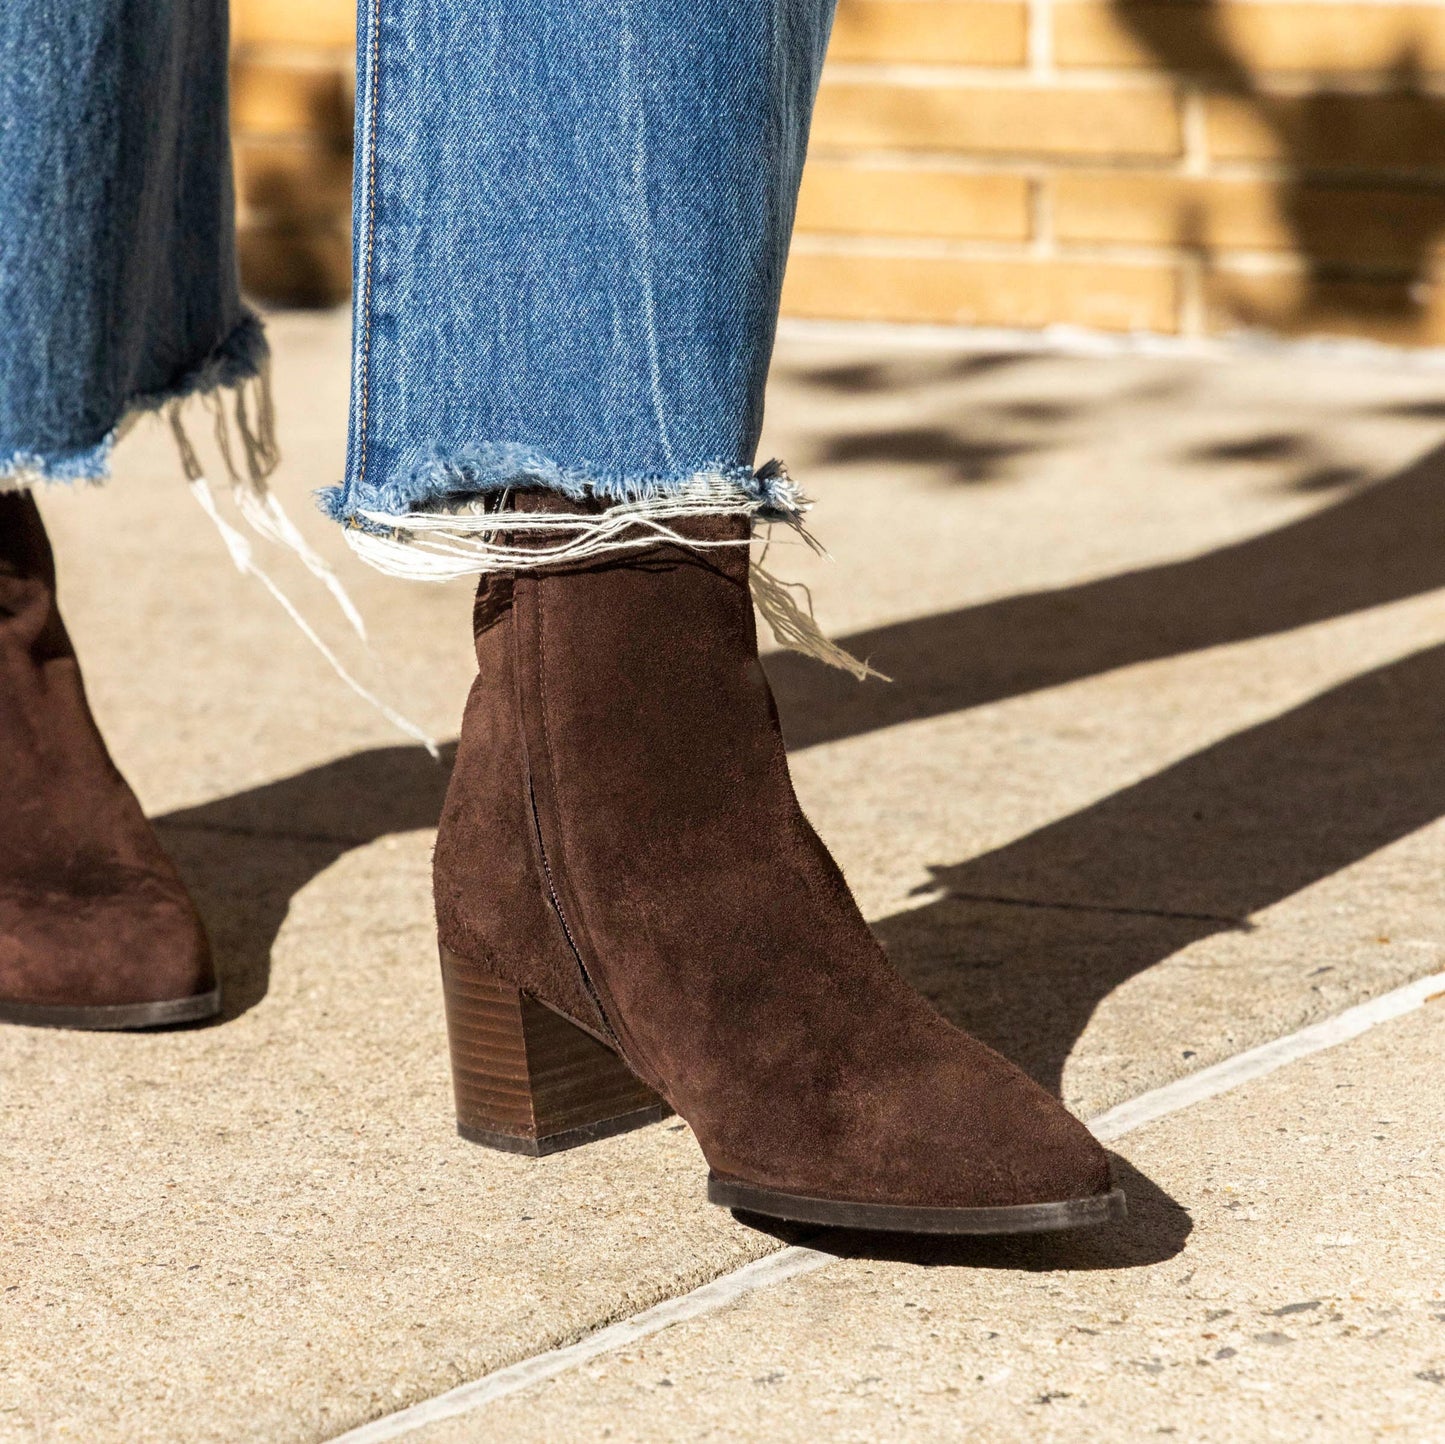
[1,1,836,572]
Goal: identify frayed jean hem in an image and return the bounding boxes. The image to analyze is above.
[315,447,806,535]
[314,452,809,582]
[315,450,879,682]
[0,311,271,491]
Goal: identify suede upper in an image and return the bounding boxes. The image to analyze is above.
[434,499,1112,1209]
[0,493,213,1009]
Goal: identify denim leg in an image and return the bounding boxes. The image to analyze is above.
[0,0,268,488]
[324,0,838,576]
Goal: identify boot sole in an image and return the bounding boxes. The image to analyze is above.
[439,950,1129,1232]
[708,1174,1128,1235]
[0,989,222,1031]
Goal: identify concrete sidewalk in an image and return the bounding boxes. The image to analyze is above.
[417,993,1445,1443]
[3,314,1444,1441]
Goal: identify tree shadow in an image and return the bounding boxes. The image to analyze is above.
[766,439,1445,749]
[1109,1,1445,340]
[787,355,1085,485]
[815,425,1035,484]
[798,352,1033,395]
[1179,431,1372,494]
[1184,432,1310,465]
[1379,400,1445,421]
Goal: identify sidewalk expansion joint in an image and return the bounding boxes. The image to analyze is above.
[327,968,1445,1444]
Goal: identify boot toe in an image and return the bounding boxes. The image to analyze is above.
[697,1027,1115,1217]
[907,1047,1115,1210]
[0,867,215,1015]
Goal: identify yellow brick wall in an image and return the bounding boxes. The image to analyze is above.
[232,0,354,306]
[234,0,1445,344]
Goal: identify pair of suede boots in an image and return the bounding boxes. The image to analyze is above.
[0,490,1121,1233]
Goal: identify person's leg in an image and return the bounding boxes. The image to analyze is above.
[344,3,1121,1231]
[0,0,252,1026]
[0,492,214,1026]
[322,0,825,561]
[0,0,260,483]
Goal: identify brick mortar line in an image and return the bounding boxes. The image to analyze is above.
[821,64,1445,93]
[1029,0,1055,76]
[1029,173,1055,260]
[789,233,1434,277]
[807,148,1445,187]
[326,970,1445,1443]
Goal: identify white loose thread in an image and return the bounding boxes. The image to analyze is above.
[749,553,886,683]
[168,386,439,756]
[203,371,369,640]
[340,473,881,681]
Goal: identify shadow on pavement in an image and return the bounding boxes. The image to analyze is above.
[797,352,1033,395]
[815,424,1036,485]
[874,642,1445,1093]
[155,743,456,1019]
[793,352,1082,486]
[768,440,1445,749]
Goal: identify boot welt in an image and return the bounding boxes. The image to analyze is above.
[708,1173,1127,1235]
[0,988,222,1031]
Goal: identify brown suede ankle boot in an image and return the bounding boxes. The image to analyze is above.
[0,493,217,1029]
[433,505,1123,1233]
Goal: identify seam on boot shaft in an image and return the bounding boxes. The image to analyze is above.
[432,569,612,1043]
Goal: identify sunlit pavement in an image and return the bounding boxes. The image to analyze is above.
[3,311,1443,1442]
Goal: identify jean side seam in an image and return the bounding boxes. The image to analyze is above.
[355,0,385,493]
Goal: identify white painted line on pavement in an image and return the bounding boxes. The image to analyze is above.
[1089,971,1445,1143]
[331,969,1445,1443]
[330,1246,834,1443]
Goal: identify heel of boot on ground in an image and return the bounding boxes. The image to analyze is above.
[440,945,670,1157]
